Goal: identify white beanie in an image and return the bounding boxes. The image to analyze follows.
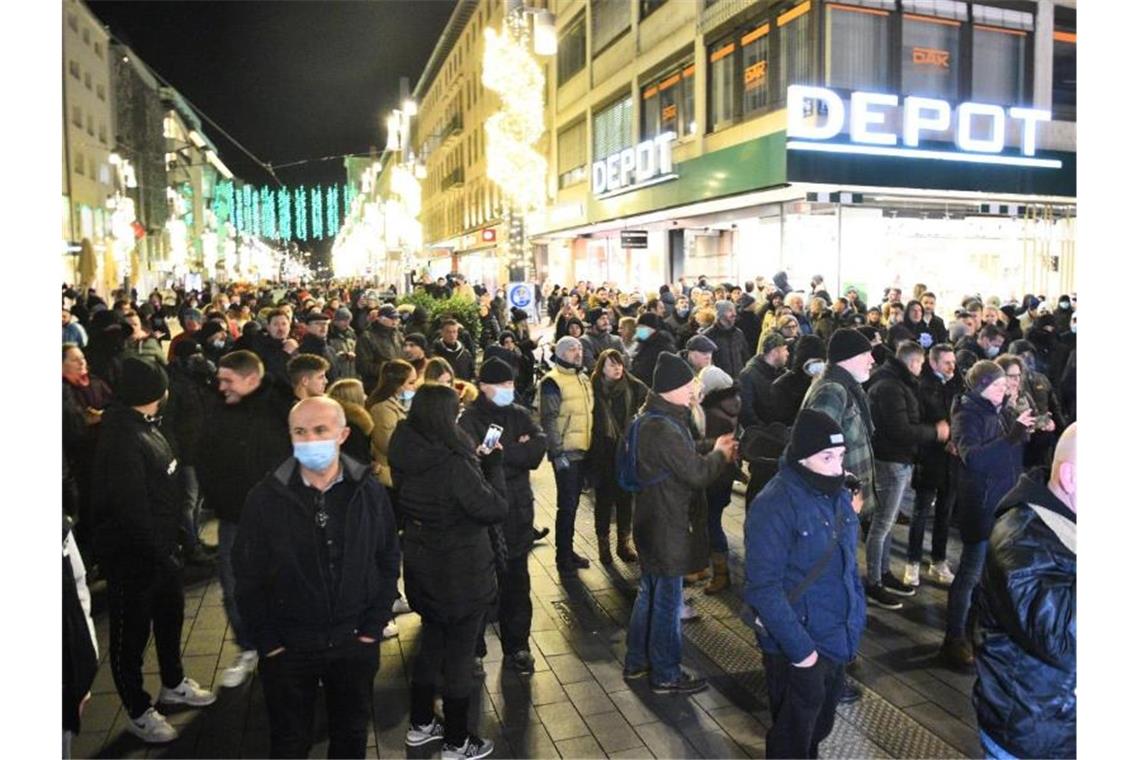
[698,365,734,395]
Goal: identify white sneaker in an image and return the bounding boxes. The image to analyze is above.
[158,677,217,707]
[220,650,258,688]
[681,601,700,621]
[902,562,921,587]
[927,560,956,584]
[126,707,177,743]
[442,736,495,760]
[383,620,399,639]
[405,717,445,747]
[392,596,413,616]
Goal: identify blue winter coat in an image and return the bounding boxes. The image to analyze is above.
[950,392,1026,544]
[743,458,866,665]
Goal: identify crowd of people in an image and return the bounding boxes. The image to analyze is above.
[61,270,1076,759]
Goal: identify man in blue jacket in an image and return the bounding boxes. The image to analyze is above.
[744,409,866,759]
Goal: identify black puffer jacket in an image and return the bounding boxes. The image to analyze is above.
[458,395,548,557]
[630,330,677,388]
[866,355,938,464]
[90,404,183,563]
[160,355,216,466]
[234,456,401,655]
[973,474,1075,759]
[196,382,293,523]
[252,332,293,392]
[702,322,749,379]
[950,392,1027,544]
[389,422,509,622]
[913,365,965,490]
[738,355,785,428]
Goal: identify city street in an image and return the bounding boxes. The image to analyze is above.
[74,466,982,760]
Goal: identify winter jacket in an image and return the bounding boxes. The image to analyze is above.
[589,372,649,481]
[801,364,878,517]
[327,324,358,380]
[252,332,293,392]
[431,339,476,382]
[340,401,374,465]
[580,329,626,373]
[123,336,167,366]
[160,356,216,466]
[630,330,677,388]
[234,456,401,655]
[356,322,404,390]
[540,364,595,460]
[368,397,406,487]
[913,365,965,491]
[389,422,509,622]
[743,458,866,664]
[700,385,743,493]
[458,394,548,557]
[738,356,786,429]
[90,404,184,564]
[950,392,1026,544]
[631,393,730,577]
[866,355,938,465]
[771,369,814,427]
[196,381,293,523]
[297,334,342,382]
[702,322,749,379]
[973,474,1075,759]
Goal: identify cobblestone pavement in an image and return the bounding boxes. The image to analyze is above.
[74,466,983,759]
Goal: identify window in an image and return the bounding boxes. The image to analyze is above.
[641,0,668,19]
[709,38,737,131]
[82,27,90,45]
[642,61,697,140]
[68,13,78,32]
[87,114,94,136]
[592,96,633,163]
[900,0,966,100]
[72,105,82,127]
[88,156,96,179]
[825,2,890,91]
[741,23,772,115]
[777,1,815,93]
[97,83,105,101]
[592,0,631,56]
[1052,26,1076,121]
[75,151,85,176]
[558,15,587,85]
[69,60,80,79]
[99,123,107,144]
[94,41,103,59]
[84,72,92,90]
[971,6,1030,106]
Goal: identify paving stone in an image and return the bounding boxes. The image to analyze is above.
[904,702,983,758]
[584,710,644,754]
[555,733,606,758]
[607,746,653,759]
[563,680,616,717]
[524,669,569,706]
[635,720,701,759]
[689,727,750,759]
[546,652,594,685]
[535,700,591,741]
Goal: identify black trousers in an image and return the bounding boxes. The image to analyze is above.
[763,652,846,759]
[106,558,186,719]
[477,554,533,658]
[259,640,379,759]
[412,610,484,702]
[593,473,632,538]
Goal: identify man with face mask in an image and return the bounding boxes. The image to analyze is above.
[958,324,1005,363]
[702,300,748,379]
[459,358,548,675]
[234,397,400,758]
[92,357,217,744]
[630,313,677,388]
[580,308,625,371]
[540,336,596,574]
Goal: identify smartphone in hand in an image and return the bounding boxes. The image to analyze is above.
[482,424,504,450]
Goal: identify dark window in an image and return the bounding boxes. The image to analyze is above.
[558,119,588,188]
[741,22,772,115]
[825,3,891,91]
[558,15,587,85]
[777,1,816,93]
[1052,28,1076,121]
[641,0,668,20]
[592,0,631,55]
[642,61,697,141]
[900,1,966,100]
[593,96,633,162]
[709,39,738,131]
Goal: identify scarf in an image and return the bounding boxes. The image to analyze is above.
[790,458,846,496]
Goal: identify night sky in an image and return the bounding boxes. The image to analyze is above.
[88,0,457,254]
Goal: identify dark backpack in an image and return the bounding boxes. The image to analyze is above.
[615,411,690,493]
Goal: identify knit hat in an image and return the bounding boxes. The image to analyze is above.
[827,328,873,363]
[698,365,733,395]
[685,334,717,354]
[498,330,517,345]
[586,307,605,326]
[637,313,661,330]
[334,307,353,321]
[1035,313,1056,330]
[758,329,787,356]
[715,300,735,320]
[172,339,203,360]
[653,351,695,394]
[403,333,428,351]
[787,409,845,461]
[856,326,880,344]
[479,357,515,384]
[198,321,227,343]
[117,357,169,407]
[554,336,582,362]
[792,334,826,372]
[566,317,585,334]
[966,360,1005,394]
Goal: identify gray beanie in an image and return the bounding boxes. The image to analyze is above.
[554,336,582,362]
[715,300,735,321]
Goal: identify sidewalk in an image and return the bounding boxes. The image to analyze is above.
[74,465,982,759]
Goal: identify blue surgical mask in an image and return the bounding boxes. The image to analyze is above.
[1058,301,1071,310]
[984,345,1000,358]
[492,387,515,407]
[675,308,690,319]
[1070,322,1077,334]
[398,389,415,407]
[294,439,338,471]
[635,326,652,341]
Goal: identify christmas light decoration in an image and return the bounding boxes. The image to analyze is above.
[311,186,324,239]
[213,181,234,226]
[327,185,340,234]
[234,184,244,233]
[242,185,254,235]
[260,187,276,239]
[250,187,261,237]
[295,186,308,240]
[345,182,357,217]
[277,188,292,241]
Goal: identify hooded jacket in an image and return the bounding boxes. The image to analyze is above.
[233,455,401,655]
[973,473,1075,759]
[770,337,826,426]
[388,422,509,622]
[950,392,1027,543]
[327,323,358,381]
[866,355,939,465]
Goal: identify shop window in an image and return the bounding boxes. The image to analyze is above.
[558,15,586,85]
[592,0,631,56]
[971,11,1030,106]
[900,0,966,100]
[825,2,890,92]
[741,22,771,116]
[778,1,816,94]
[641,60,696,141]
[558,119,588,189]
[592,95,633,163]
[709,38,737,131]
[69,60,80,79]
[641,0,668,20]
[1052,27,1076,121]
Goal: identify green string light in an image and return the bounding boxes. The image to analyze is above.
[233,184,244,233]
[295,186,308,240]
[311,185,324,239]
[327,185,339,234]
[250,187,261,236]
[345,182,357,217]
[260,187,276,239]
[242,185,254,235]
[277,188,291,241]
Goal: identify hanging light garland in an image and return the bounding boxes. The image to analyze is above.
[277,188,292,240]
[327,185,340,235]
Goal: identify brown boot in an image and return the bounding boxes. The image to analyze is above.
[684,568,711,585]
[941,635,975,669]
[704,553,730,595]
[597,533,613,565]
[616,533,638,563]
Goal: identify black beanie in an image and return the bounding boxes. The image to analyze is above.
[479,357,515,384]
[828,328,873,363]
[652,351,695,394]
[404,332,428,351]
[637,312,661,330]
[966,360,1004,394]
[787,409,845,461]
[117,357,169,407]
[586,307,605,326]
[198,321,227,343]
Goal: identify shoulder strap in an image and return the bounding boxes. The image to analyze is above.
[786,510,841,604]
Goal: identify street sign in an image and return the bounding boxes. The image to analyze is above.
[508,282,539,322]
[620,230,649,249]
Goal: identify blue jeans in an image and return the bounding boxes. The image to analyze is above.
[946,539,988,638]
[866,461,913,585]
[218,519,254,651]
[625,573,683,685]
[553,458,585,561]
[706,480,734,554]
[979,729,1019,760]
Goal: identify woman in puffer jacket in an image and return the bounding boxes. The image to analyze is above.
[697,366,742,595]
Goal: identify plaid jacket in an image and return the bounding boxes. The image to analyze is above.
[800,364,878,516]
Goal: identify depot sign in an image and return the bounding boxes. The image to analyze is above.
[785,85,1061,169]
[593,131,678,199]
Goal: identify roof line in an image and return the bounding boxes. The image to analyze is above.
[411,0,479,102]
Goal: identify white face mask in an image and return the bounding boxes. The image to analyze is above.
[804,359,826,377]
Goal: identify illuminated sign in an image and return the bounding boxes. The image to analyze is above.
[785,85,1060,169]
[912,47,950,68]
[745,61,769,89]
[480,228,497,243]
[592,132,678,199]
